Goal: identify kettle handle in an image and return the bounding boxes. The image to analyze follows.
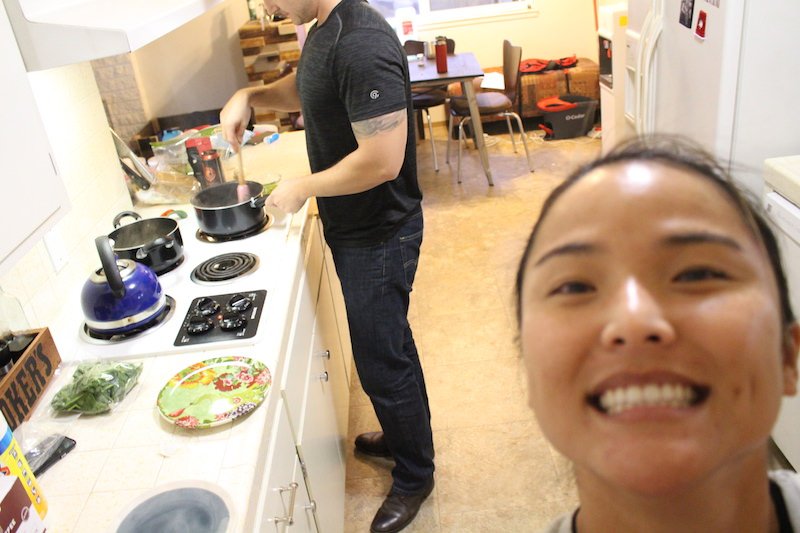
[95,236,126,298]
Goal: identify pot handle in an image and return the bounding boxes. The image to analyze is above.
[250,195,267,209]
[95,236,126,298]
[113,210,142,228]
[136,236,174,260]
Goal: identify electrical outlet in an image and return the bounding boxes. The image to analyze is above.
[43,228,68,273]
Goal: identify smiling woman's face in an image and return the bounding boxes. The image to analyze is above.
[518,161,798,495]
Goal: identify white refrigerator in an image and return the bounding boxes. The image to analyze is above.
[624,0,800,196]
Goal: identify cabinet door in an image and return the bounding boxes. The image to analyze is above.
[257,396,316,533]
[298,303,345,533]
[318,218,354,389]
[0,5,68,274]
[282,214,324,430]
[317,259,350,445]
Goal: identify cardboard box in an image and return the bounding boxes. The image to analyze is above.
[0,329,61,430]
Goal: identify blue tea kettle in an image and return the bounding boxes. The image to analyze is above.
[81,236,165,334]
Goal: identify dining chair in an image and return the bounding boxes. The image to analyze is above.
[404,39,456,172]
[446,39,533,183]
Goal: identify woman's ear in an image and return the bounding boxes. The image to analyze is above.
[783,322,800,396]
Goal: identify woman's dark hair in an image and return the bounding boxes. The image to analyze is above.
[514,135,795,328]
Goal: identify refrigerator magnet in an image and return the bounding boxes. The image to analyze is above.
[679,0,695,28]
[694,10,707,40]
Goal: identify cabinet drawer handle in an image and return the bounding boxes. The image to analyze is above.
[269,481,299,525]
[316,349,330,360]
[318,371,329,382]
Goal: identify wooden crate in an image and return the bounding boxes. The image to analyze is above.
[0,328,61,430]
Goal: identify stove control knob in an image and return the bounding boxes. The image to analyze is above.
[187,315,214,335]
[220,311,247,331]
[228,293,253,313]
[196,297,220,316]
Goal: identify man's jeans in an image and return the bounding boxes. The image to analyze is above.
[329,211,435,495]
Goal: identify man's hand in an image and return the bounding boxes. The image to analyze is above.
[264,178,309,213]
[220,89,253,153]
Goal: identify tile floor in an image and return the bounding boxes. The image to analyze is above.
[343,126,602,532]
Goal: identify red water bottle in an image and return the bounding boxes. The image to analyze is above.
[435,36,448,73]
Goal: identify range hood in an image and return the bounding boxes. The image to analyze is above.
[3,0,227,71]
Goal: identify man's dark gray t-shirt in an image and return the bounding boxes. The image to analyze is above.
[296,0,422,246]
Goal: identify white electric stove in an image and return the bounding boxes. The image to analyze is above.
[50,207,294,363]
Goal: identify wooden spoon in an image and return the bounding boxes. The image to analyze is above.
[236,149,249,202]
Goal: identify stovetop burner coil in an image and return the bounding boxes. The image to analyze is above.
[191,253,260,284]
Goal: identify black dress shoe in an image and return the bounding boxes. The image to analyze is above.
[370,477,434,533]
[355,431,392,457]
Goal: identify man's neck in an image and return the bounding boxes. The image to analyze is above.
[316,0,343,25]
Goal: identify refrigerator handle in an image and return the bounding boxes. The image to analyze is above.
[635,8,654,134]
[642,14,663,133]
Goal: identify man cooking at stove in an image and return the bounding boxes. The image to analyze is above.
[220,0,434,531]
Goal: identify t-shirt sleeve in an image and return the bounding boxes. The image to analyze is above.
[333,29,408,123]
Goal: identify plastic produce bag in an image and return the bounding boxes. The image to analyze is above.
[50,362,143,415]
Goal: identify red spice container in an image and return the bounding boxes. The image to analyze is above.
[200,150,225,187]
[185,137,212,184]
[435,36,448,73]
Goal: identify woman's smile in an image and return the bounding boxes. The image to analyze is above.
[587,371,711,416]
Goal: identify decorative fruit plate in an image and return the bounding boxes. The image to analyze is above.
[157,356,271,429]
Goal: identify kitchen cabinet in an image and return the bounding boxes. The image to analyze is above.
[0,4,69,276]
[275,210,350,533]
[2,0,226,71]
[256,394,317,532]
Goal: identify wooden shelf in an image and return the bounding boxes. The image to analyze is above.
[238,19,300,129]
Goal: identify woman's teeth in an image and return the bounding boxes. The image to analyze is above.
[597,383,699,415]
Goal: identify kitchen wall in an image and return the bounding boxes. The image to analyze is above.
[134,0,596,118]
[131,0,249,119]
[417,0,596,67]
[0,63,133,328]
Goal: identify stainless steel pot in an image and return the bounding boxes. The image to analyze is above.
[109,211,184,275]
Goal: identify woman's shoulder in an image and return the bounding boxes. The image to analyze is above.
[770,469,800,527]
[771,469,800,493]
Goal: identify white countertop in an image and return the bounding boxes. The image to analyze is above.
[33,131,311,532]
[764,155,800,207]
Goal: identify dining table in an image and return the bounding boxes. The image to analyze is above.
[408,51,494,186]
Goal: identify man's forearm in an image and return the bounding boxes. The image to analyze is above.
[247,72,302,113]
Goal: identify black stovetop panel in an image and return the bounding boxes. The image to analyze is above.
[173,290,267,347]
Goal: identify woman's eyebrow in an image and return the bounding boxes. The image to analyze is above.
[534,242,597,267]
[662,232,742,250]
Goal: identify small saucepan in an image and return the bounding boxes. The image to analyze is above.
[190,181,270,237]
[109,211,184,275]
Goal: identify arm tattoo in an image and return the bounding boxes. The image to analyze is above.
[351,109,405,139]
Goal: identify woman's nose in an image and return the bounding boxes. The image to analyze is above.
[600,278,676,348]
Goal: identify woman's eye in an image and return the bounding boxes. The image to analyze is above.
[673,267,729,282]
[549,281,595,296]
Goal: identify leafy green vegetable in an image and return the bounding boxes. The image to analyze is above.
[51,362,143,415]
[263,181,279,195]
